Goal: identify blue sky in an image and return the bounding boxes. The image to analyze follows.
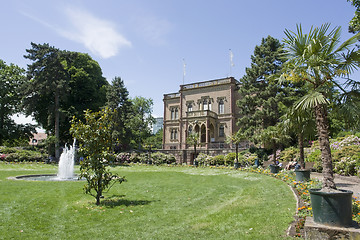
[2,0,357,122]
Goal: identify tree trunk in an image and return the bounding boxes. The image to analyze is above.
[314,104,336,190]
[298,133,305,169]
[272,141,277,165]
[54,92,60,161]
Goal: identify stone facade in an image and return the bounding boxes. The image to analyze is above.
[162,77,246,163]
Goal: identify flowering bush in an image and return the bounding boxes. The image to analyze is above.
[331,135,360,150]
[334,157,358,176]
[195,153,213,166]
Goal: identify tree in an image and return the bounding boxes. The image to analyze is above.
[186,132,199,163]
[282,23,360,190]
[281,106,316,169]
[259,125,289,164]
[0,60,35,145]
[348,0,360,34]
[23,43,108,159]
[128,97,155,149]
[237,36,294,143]
[70,108,126,205]
[226,131,246,167]
[106,77,132,151]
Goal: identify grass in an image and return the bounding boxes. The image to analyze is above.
[0,163,296,239]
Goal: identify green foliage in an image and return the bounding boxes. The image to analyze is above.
[225,152,236,165]
[237,36,296,143]
[106,77,132,151]
[213,155,225,165]
[23,43,108,158]
[0,147,46,162]
[144,129,163,150]
[279,146,299,162]
[70,108,126,205]
[0,59,35,145]
[127,97,155,149]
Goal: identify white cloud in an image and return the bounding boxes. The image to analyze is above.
[60,7,131,58]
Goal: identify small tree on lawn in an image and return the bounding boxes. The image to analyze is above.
[186,132,199,163]
[226,131,246,167]
[70,108,126,205]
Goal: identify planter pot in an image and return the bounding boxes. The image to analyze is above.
[234,162,240,169]
[194,160,198,167]
[309,188,353,227]
[269,164,280,174]
[295,169,311,182]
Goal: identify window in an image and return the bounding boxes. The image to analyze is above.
[171,129,178,140]
[171,109,175,120]
[219,125,225,137]
[203,100,208,110]
[170,107,179,120]
[219,100,224,114]
[175,108,179,119]
[187,103,193,112]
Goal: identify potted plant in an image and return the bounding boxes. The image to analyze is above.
[282,23,360,226]
[281,106,316,182]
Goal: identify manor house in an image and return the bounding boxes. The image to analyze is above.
[162,77,247,163]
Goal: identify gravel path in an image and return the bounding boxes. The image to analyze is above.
[311,172,360,198]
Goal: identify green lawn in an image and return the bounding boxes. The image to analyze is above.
[0,163,295,239]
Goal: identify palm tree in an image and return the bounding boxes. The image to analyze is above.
[281,23,360,190]
[186,132,199,164]
[226,131,247,168]
[281,106,316,169]
[259,125,289,165]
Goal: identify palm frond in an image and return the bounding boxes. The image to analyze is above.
[295,91,329,110]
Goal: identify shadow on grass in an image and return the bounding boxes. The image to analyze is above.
[101,195,157,208]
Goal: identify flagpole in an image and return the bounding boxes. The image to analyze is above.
[182,58,186,85]
[229,49,234,77]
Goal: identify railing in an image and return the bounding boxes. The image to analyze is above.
[164,93,180,99]
[186,110,218,118]
[182,78,232,90]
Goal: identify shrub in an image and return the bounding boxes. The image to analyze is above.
[224,152,236,165]
[334,157,358,176]
[0,148,46,162]
[195,153,213,166]
[213,155,225,165]
[151,152,176,165]
[279,147,299,162]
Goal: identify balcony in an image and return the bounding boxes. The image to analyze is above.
[186,110,218,119]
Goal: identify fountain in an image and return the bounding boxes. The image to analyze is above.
[57,139,76,179]
[12,139,81,181]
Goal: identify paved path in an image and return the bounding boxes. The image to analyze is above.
[311,172,360,199]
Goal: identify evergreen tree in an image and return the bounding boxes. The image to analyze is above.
[237,36,293,144]
[106,77,132,151]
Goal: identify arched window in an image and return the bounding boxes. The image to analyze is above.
[188,125,193,134]
[218,99,224,114]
